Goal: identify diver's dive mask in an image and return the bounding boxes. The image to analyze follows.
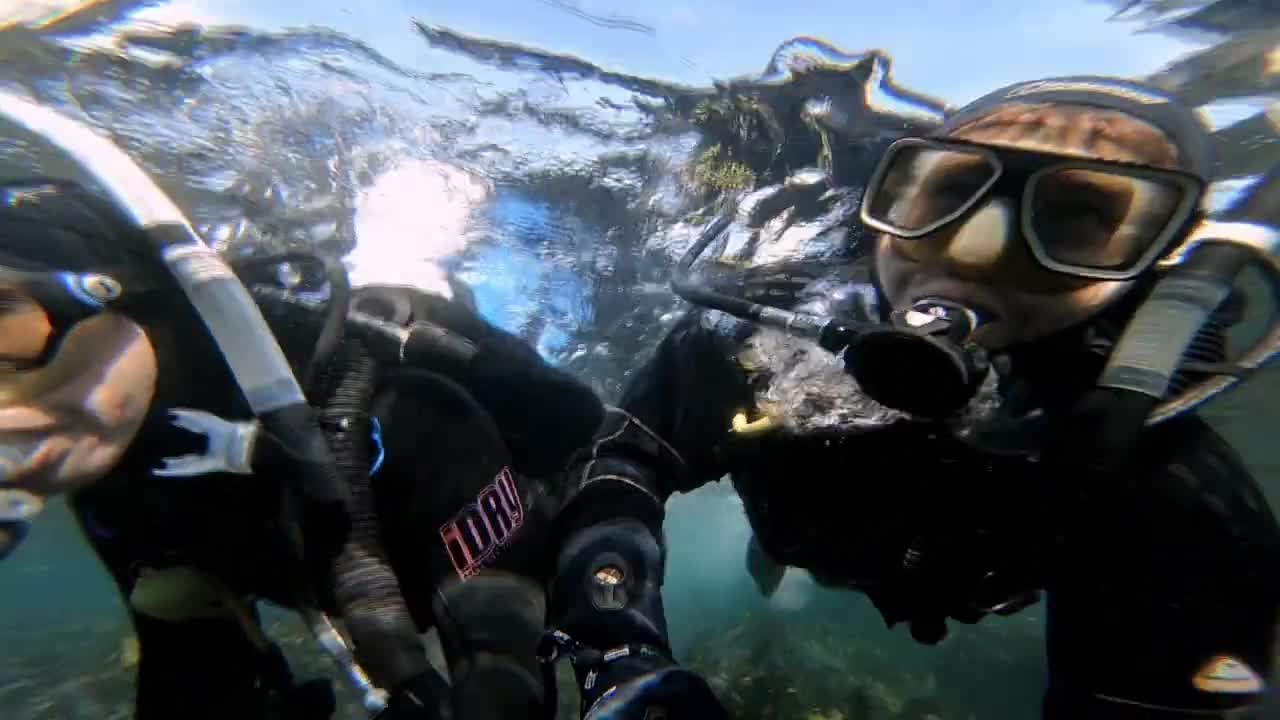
[859,137,1205,280]
[0,267,142,371]
[857,135,1280,425]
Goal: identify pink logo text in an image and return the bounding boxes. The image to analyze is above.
[439,467,525,580]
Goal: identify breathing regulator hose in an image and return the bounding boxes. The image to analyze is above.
[671,214,866,352]
[232,251,443,712]
[1137,163,1280,425]
[316,338,432,710]
[1100,235,1265,421]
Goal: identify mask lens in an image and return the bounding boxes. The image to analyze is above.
[864,143,998,235]
[0,286,52,369]
[1028,168,1187,273]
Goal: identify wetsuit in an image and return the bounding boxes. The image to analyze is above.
[548,305,1280,719]
[5,180,605,720]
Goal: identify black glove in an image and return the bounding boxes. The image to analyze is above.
[372,670,452,720]
[582,666,730,720]
[539,631,729,720]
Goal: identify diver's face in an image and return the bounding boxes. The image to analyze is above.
[0,312,157,498]
[874,103,1182,350]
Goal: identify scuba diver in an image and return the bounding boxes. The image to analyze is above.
[0,93,604,719]
[541,75,1280,719]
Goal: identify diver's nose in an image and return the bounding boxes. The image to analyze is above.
[942,198,1012,269]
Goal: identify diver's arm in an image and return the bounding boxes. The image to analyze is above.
[547,310,747,718]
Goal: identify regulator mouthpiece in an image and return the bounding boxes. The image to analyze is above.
[844,299,990,419]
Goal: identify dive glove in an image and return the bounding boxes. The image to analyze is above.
[539,630,729,720]
[371,670,452,720]
[582,666,729,720]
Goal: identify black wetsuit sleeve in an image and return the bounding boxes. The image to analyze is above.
[1044,415,1280,718]
[544,311,752,714]
[562,309,752,523]
[619,309,754,489]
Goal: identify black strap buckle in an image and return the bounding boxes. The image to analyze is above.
[537,629,668,670]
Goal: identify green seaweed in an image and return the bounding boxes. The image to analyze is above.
[689,144,757,196]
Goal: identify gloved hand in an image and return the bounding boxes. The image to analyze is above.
[539,631,729,720]
[371,670,452,720]
[583,666,730,720]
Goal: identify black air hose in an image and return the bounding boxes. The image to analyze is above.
[316,340,431,690]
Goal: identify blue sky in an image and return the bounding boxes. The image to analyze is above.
[142,0,1208,108]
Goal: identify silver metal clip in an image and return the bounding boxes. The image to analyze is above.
[308,611,389,714]
[153,408,259,477]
